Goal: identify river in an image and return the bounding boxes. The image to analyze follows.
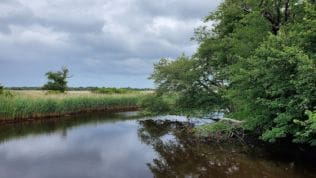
[0,112,314,178]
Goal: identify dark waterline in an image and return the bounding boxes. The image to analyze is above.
[0,112,315,178]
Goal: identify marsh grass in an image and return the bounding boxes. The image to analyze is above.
[0,90,146,120]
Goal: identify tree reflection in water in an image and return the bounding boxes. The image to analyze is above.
[137,119,315,178]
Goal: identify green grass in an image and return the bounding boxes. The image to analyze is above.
[0,91,147,120]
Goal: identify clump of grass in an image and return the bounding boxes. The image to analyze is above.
[0,92,146,120]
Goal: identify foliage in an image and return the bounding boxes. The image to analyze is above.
[230,33,316,143]
[92,87,136,94]
[139,94,175,115]
[149,0,316,145]
[293,111,316,145]
[43,67,70,92]
[150,55,225,114]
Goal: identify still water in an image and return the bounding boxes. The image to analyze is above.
[0,112,314,178]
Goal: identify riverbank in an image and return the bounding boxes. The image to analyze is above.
[0,90,147,123]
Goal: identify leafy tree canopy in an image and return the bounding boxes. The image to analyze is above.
[43,67,70,93]
[148,0,316,145]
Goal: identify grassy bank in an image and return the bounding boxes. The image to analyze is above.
[0,90,147,121]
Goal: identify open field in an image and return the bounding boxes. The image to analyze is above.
[0,90,149,121]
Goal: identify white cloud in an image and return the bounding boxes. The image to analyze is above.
[0,0,221,87]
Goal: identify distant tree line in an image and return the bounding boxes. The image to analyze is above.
[7,86,153,91]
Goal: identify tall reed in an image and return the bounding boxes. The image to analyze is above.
[0,93,145,120]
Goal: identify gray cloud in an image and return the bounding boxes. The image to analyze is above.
[0,0,221,88]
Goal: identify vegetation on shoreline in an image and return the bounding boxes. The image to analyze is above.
[0,90,146,120]
[92,87,139,94]
[142,0,316,146]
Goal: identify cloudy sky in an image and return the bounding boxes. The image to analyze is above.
[0,0,221,88]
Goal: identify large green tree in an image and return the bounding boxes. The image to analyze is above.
[150,0,316,145]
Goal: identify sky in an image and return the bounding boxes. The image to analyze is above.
[0,0,221,88]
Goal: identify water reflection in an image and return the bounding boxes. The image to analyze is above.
[0,112,153,178]
[0,113,314,178]
[0,112,138,144]
[138,119,316,178]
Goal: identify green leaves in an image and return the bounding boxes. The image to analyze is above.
[148,0,316,145]
[261,127,287,143]
[149,55,225,114]
[43,67,70,92]
[293,111,316,145]
[230,33,315,144]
